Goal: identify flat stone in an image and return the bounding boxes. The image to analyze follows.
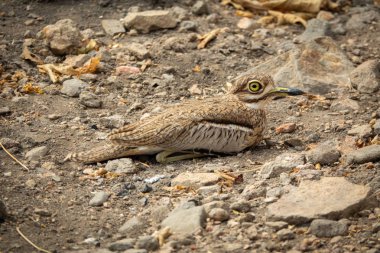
[238,37,354,94]
[230,200,251,213]
[123,10,177,33]
[179,20,197,32]
[266,221,288,231]
[267,177,371,224]
[343,145,380,164]
[61,78,88,97]
[298,19,329,42]
[119,216,146,234]
[161,206,206,234]
[41,19,82,55]
[101,19,125,36]
[350,60,380,93]
[125,43,150,60]
[347,125,373,138]
[241,181,267,200]
[237,17,259,30]
[79,91,102,108]
[330,98,360,112]
[208,208,229,221]
[197,185,220,196]
[89,191,110,206]
[171,172,219,189]
[306,140,341,165]
[309,219,348,237]
[276,228,295,241]
[202,200,230,214]
[105,158,138,174]
[135,236,159,251]
[260,153,305,179]
[192,0,209,15]
[0,106,11,115]
[25,146,48,161]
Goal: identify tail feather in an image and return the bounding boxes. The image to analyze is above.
[64,144,132,164]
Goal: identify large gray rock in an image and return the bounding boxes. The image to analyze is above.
[260,153,305,179]
[238,37,354,94]
[343,145,380,165]
[267,177,371,224]
[309,219,348,237]
[306,140,341,165]
[161,206,206,234]
[350,60,380,93]
[41,19,82,55]
[25,146,49,161]
[101,19,125,36]
[123,10,177,33]
[61,78,88,97]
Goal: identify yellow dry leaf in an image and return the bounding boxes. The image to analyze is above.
[22,83,43,94]
[193,65,201,72]
[236,10,254,18]
[76,57,100,75]
[197,27,228,49]
[38,56,100,83]
[21,44,43,65]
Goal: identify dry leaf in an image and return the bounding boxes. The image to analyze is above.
[21,44,43,65]
[38,56,100,83]
[197,27,228,49]
[22,83,43,94]
[236,10,255,17]
[192,65,201,72]
[76,57,100,74]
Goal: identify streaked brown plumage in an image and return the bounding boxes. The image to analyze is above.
[65,73,303,163]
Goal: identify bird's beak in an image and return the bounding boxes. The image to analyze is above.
[269,86,305,96]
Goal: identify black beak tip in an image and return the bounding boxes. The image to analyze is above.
[288,88,305,96]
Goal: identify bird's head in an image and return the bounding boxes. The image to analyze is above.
[229,74,304,109]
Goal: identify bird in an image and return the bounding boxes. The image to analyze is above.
[64,73,304,164]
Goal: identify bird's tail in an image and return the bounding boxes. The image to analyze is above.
[64,144,133,164]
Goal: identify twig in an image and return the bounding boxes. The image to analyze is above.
[0,142,29,171]
[16,226,52,253]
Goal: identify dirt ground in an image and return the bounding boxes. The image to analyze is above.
[0,0,379,252]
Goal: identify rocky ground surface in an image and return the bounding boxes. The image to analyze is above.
[0,0,380,252]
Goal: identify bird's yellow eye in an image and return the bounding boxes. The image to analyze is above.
[248,80,263,93]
